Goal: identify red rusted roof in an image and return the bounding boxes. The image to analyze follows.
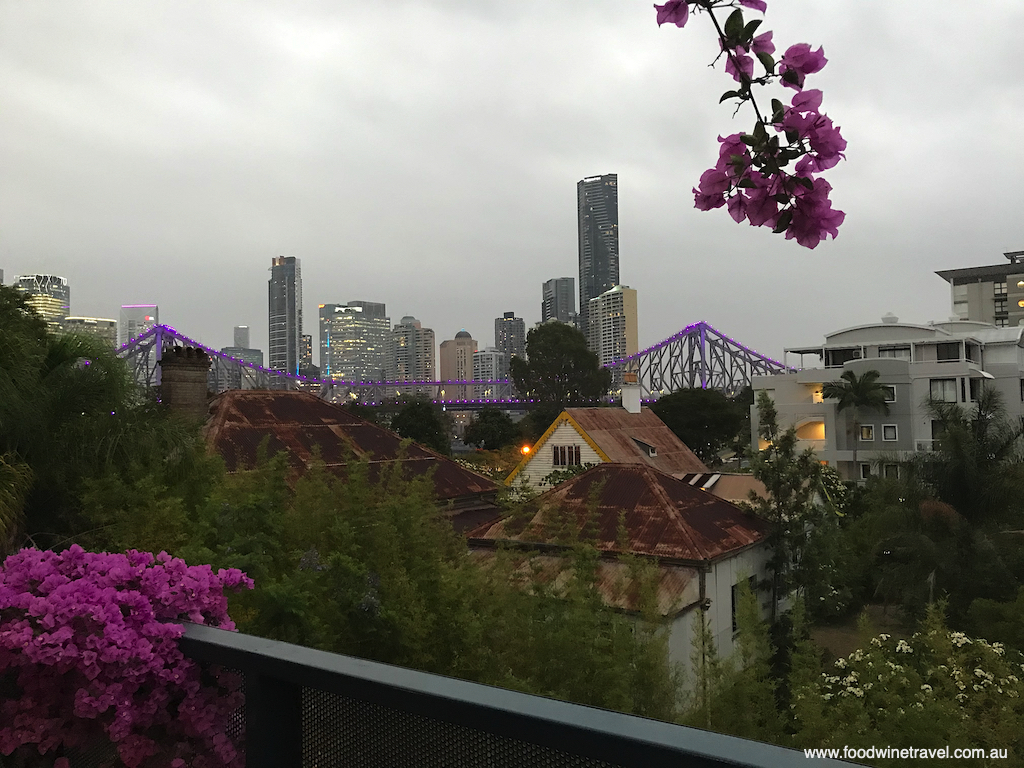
[468,549,700,617]
[564,407,708,476]
[205,391,499,503]
[675,472,768,506]
[470,463,769,563]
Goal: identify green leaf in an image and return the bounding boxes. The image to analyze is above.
[720,90,741,103]
[773,210,793,234]
[758,52,775,75]
[785,129,799,144]
[753,120,767,139]
[724,8,744,39]
[740,134,758,146]
[738,178,758,189]
[742,19,762,43]
[781,69,800,86]
[773,192,790,204]
[795,175,815,190]
[771,98,785,122]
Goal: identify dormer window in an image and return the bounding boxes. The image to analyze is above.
[632,438,657,457]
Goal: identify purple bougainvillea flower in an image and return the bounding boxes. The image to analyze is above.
[779,43,827,90]
[655,0,689,28]
[724,46,754,83]
[790,88,823,113]
[751,30,775,56]
[786,177,845,248]
[738,0,768,11]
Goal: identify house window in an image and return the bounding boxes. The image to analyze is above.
[969,378,983,401]
[882,425,898,441]
[996,318,1009,328]
[883,464,900,479]
[995,281,1007,295]
[860,463,872,480]
[936,342,960,362]
[878,346,911,360]
[859,425,874,441]
[552,445,581,467]
[995,298,1008,315]
[931,420,946,441]
[825,348,861,367]
[731,575,758,633]
[882,385,896,403]
[930,378,957,403]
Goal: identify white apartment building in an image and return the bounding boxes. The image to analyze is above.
[587,284,638,389]
[752,315,1024,481]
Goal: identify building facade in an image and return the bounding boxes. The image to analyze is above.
[62,316,118,347]
[14,275,70,332]
[755,316,1024,481]
[587,285,638,387]
[541,277,576,326]
[577,174,618,340]
[494,311,526,363]
[215,346,265,391]
[936,250,1024,328]
[268,256,302,374]
[319,301,390,382]
[386,316,436,392]
[119,305,159,346]
[234,326,251,348]
[440,330,477,400]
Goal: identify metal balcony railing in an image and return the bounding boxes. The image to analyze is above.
[179,623,854,768]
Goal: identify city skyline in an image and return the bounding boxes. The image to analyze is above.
[2,2,1020,363]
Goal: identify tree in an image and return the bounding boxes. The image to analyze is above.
[822,369,890,474]
[510,323,610,439]
[649,388,744,465]
[464,407,519,450]
[391,398,451,455]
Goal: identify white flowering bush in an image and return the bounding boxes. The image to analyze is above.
[792,606,1024,761]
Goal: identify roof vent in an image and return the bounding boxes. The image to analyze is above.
[881,312,898,324]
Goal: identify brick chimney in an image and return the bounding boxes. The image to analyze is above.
[159,346,212,421]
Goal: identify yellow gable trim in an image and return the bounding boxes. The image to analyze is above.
[504,411,611,485]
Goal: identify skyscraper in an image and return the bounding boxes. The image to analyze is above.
[268,256,302,374]
[577,174,618,341]
[587,284,638,388]
[319,301,390,382]
[234,326,250,348]
[494,311,526,362]
[119,305,159,345]
[63,317,118,347]
[440,330,477,400]
[386,316,435,392]
[542,277,576,325]
[14,274,70,331]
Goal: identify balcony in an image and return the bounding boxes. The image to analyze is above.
[172,623,853,768]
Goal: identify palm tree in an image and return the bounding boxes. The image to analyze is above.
[822,369,890,478]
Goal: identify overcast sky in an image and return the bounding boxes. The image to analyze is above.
[2,0,1022,366]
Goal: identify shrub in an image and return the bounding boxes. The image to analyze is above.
[0,546,252,767]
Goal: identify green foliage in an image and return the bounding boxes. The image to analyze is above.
[648,388,745,465]
[510,323,610,425]
[968,587,1024,654]
[463,407,519,450]
[390,397,451,455]
[539,463,596,488]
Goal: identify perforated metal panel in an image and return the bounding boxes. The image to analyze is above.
[301,687,620,768]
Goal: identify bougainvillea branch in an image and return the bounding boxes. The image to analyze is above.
[656,0,846,248]
[0,546,253,768]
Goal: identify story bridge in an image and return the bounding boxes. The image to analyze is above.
[117,321,790,407]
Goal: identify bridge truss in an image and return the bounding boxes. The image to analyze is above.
[604,321,793,397]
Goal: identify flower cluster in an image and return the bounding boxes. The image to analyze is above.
[0,546,253,768]
[655,0,846,248]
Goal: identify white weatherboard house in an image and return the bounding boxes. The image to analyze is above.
[506,383,707,492]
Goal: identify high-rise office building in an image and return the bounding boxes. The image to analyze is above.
[234,326,250,348]
[473,347,509,400]
[63,317,118,347]
[542,277,576,325]
[319,301,390,382]
[268,256,302,374]
[14,275,70,331]
[440,330,477,400]
[386,316,435,392]
[494,312,526,363]
[587,285,638,388]
[216,345,265,391]
[119,304,159,345]
[577,174,618,341]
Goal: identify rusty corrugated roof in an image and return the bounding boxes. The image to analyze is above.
[204,391,499,503]
[675,472,768,506]
[564,407,708,476]
[471,464,769,563]
[469,549,700,617]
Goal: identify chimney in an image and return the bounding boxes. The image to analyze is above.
[159,346,212,421]
[622,372,641,414]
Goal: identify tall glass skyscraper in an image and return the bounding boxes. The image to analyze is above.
[268,256,302,374]
[119,304,159,345]
[14,274,70,332]
[577,174,618,341]
[319,301,390,382]
[541,277,576,325]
